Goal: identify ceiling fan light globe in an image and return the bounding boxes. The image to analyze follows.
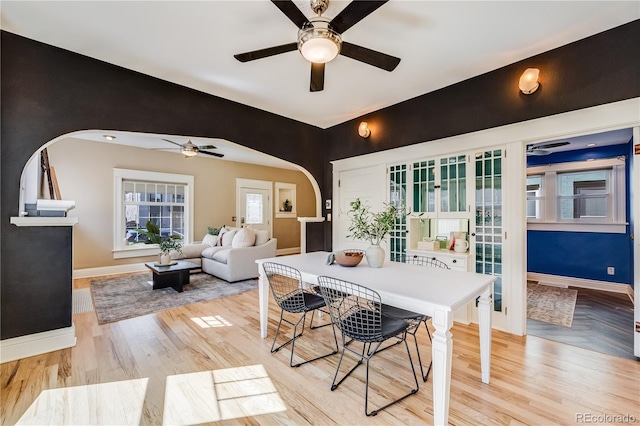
[298,23,341,64]
[182,148,198,157]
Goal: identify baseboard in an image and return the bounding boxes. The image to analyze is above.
[527,272,633,300]
[0,325,76,364]
[277,247,301,256]
[74,263,147,279]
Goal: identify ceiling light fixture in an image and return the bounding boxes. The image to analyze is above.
[518,68,540,95]
[586,143,597,147]
[298,0,341,64]
[103,134,116,141]
[298,18,341,63]
[358,122,371,138]
[182,148,198,157]
[519,68,540,94]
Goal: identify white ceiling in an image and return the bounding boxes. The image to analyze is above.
[2,1,638,130]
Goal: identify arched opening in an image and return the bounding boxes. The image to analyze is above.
[18,130,323,273]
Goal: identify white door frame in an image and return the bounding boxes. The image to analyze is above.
[236,178,273,237]
[633,126,639,357]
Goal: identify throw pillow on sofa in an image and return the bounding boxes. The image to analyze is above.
[220,229,237,246]
[255,229,269,246]
[202,234,219,247]
[207,225,225,235]
[232,227,256,248]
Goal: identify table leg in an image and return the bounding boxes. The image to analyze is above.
[477,288,492,384]
[431,307,453,426]
[258,264,269,339]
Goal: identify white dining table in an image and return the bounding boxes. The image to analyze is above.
[256,251,495,426]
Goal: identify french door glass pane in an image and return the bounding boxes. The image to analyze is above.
[475,150,503,312]
[390,164,407,262]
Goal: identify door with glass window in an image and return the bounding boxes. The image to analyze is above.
[239,187,271,234]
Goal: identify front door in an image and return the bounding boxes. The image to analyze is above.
[236,179,272,236]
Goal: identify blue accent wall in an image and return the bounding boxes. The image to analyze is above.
[527,142,634,286]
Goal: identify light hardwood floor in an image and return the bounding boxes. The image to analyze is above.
[2,275,639,425]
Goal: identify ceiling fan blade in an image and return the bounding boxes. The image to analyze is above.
[151,148,181,150]
[234,42,298,62]
[330,0,388,34]
[527,149,551,156]
[310,62,325,92]
[198,150,224,158]
[531,141,570,150]
[271,0,309,28]
[197,145,217,150]
[340,42,400,72]
[162,138,183,147]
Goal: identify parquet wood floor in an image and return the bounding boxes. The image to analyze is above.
[527,286,637,361]
[1,275,639,425]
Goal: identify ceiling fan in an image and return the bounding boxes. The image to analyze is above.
[157,138,224,158]
[526,141,570,156]
[234,0,401,92]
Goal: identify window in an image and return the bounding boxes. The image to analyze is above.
[123,181,186,243]
[557,170,609,220]
[114,169,194,258]
[526,157,626,233]
[245,193,264,225]
[526,175,543,219]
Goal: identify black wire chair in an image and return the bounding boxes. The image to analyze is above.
[263,262,338,368]
[317,276,419,417]
[381,254,450,382]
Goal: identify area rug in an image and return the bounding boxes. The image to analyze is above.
[527,283,578,328]
[90,273,257,324]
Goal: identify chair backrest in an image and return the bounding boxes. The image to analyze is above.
[317,276,383,343]
[262,262,307,313]
[403,254,449,269]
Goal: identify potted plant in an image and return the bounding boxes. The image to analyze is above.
[346,198,401,268]
[135,220,183,265]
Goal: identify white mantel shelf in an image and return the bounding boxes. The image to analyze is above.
[10,216,78,227]
[297,217,325,223]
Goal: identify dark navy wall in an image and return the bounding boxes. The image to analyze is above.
[527,143,634,285]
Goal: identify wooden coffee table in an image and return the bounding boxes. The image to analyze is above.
[144,260,200,293]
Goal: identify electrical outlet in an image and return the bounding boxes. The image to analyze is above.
[607,267,615,275]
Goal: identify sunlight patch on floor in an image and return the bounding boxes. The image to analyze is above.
[17,378,148,425]
[190,315,233,328]
[163,365,286,425]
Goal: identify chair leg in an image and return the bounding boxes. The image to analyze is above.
[330,338,366,391]
[309,308,334,329]
[271,310,305,354]
[414,319,433,382]
[365,335,419,416]
[271,309,338,368]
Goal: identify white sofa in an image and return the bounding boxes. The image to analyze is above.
[170,226,277,282]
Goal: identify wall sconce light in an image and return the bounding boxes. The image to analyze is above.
[358,122,371,138]
[519,68,540,94]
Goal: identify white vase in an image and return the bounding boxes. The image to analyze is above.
[365,244,385,268]
[159,253,172,265]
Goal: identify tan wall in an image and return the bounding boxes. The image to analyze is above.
[47,137,316,270]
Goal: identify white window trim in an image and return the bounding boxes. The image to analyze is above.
[113,168,194,259]
[526,157,627,233]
